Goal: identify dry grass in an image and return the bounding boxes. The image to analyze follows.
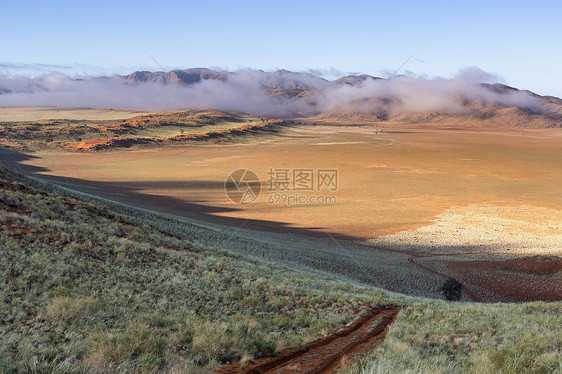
[342,302,562,374]
[85,323,167,373]
[45,296,100,322]
[0,109,284,151]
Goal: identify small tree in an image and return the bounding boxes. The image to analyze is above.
[441,278,462,301]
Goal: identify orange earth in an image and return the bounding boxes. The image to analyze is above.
[2,123,561,301]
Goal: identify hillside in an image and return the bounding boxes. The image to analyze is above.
[312,99,562,128]
[0,163,385,372]
[1,164,561,373]
[0,110,286,152]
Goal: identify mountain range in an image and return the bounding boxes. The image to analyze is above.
[121,68,562,125]
[123,68,387,91]
[1,68,561,126]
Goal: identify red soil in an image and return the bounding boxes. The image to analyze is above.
[448,257,562,302]
[94,122,140,132]
[407,256,483,302]
[67,138,114,149]
[500,256,562,275]
[216,306,400,374]
[66,137,154,151]
[0,180,40,196]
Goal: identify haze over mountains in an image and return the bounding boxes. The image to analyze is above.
[0,67,561,126]
[124,68,377,90]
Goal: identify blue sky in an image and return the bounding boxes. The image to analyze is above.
[2,0,561,96]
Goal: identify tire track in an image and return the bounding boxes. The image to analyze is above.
[216,305,401,374]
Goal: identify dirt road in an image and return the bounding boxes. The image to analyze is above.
[217,306,401,374]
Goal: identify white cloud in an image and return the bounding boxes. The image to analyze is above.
[0,67,546,117]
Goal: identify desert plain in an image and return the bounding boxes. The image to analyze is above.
[1,107,561,302]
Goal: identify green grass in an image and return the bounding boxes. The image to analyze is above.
[0,162,561,373]
[0,163,390,373]
[340,302,561,374]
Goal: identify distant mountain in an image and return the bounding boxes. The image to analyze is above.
[259,69,330,90]
[123,69,383,90]
[334,74,382,86]
[124,68,228,86]
[123,68,330,90]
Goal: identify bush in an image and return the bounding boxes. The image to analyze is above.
[441,278,462,301]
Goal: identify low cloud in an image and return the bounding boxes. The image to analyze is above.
[317,68,542,115]
[0,67,547,117]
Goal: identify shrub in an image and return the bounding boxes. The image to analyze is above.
[440,278,463,301]
[65,242,83,255]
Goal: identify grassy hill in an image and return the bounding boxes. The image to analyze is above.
[0,163,560,373]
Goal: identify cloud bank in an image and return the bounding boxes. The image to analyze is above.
[0,67,547,117]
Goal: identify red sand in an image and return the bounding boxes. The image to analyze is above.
[448,257,562,302]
